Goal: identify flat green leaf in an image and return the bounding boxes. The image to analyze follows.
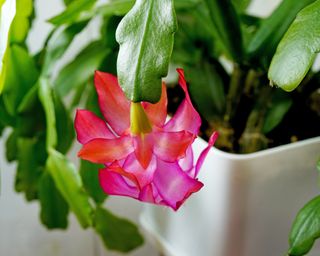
[203,0,243,61]
[55,41,109,97]
[38,77,57,150]
[49,0,96,26]
[232,0,251,12]
[53,92,75,154]
[263,91,293,133]
[39,172,69,229]
[2,45,39,115]
[0,0,16,94]
[116,0,177,103]
[5,129,17,162]
[288,195,320,256]
[0,97,14,127]
[97,0,135,17]
[94,207,144,252]
[15,137,43,201]
[9,0,33,43]
[17,84,38,113]
[80,160,106,204]
[42,22,87,75]
[248,0,315,62]
[268,0,320,91]
[46,148,93,228]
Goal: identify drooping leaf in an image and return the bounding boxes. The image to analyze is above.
[288,195,320,256]
[38,77,57,150]
[0,0,16,94]
[263,91,293,133]
[203,0,243,61]
[53,92,75,154]
[15,137,44,201]
[97,0,135,17]
[10,0,33,43]
[2,45,39,115]
[42,22,87,75]
[5,129,17,162]
[94,207,144,252]
[231,0,251,12]
[38,172,69,229]
[46,148,93,228]
[49,0,97,26]
[247,0,315,63]
[80,160,106,204]
[116,0,177,103]
[54,41,109,97]
[268,0,320,91]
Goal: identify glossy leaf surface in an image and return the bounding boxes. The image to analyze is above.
[46,148,94,228]
[268,0,320,91]
[116,0,177,103]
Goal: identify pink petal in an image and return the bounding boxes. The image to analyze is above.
[139,185,156,203]
[143,83,168,127]
[99,167,139,198]
[153,160,203,210]
[75,109,115,144]
[132,134,154,169]
[123,153,157,188]
[94,71,130,135]
[194,131,219,177]
[179,147,194,173]
[78,136,134,164]
[164,69,201,134]
[153,131,195,162]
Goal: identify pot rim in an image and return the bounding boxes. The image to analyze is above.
[200,136,320,161]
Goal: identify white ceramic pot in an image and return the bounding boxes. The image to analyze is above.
[140,137,320,256]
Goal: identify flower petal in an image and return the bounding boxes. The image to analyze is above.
[139,184,156,203]
[194,131,218,177]
[133,134,154,169]
[99,167,139,198]
[123,153,157,188]
[154,160,203,210]
[94,71,130,135]
[164,69,201,134]
[78,136,134,164]
[75,109,115,144]
[179,146,194,173]
[153,131,195,162]
[143,83,167,127]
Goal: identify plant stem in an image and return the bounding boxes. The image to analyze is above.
[239,86,272,153]
[224,63,244,123]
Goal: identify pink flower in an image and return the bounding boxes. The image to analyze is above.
[75,69,218,210]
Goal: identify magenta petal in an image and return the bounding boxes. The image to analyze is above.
[153,160,203,210]
[139,185,156,203]
[99,167,139,198]
[123,153,157,188]
[75,109,115,144]
[164,69,201,134]
[194,131,219,177]
[153,131,195,162]
[179,146,194,173]
[94,71,130,135]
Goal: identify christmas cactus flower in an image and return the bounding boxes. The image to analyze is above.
[75,69,218,210]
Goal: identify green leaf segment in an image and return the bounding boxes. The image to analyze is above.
[116,0,177,103]
[268,0,320,91]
